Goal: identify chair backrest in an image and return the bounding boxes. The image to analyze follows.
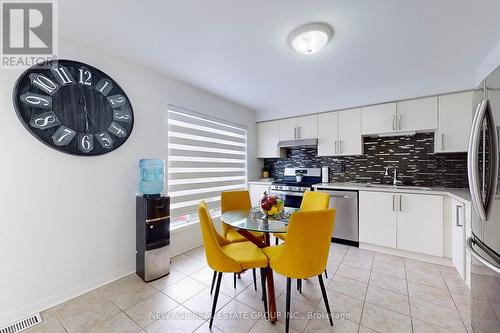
[221,190,252,236]
[198,201,240,273]
[300,191,330,211]
[270,209,336,279]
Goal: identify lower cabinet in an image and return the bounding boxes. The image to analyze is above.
[359,191,444,257]
[248,183,271,207]
[451,199,466,279]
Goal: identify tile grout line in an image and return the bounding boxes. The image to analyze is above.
[357,249,374,333]
[438,268,470,333]
[404,259,415,333]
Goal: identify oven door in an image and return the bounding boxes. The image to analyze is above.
[269,189,303,209]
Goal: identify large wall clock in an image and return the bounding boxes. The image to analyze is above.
[13,59,134,156]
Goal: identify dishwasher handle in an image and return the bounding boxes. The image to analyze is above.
[315,189,358,200]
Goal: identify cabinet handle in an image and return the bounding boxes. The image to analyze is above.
[294,127,297,139]
[339,140,342,154]
[397,115,401,131]
[334,141,338,154]
[456,205,463,227]
[392,115,396,131]
[298,126,301,139]
[441,134,445,151]
[399,195,402,212]
[392,194,395,211]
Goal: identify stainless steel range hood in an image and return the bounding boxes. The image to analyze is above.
[277,138,318,148]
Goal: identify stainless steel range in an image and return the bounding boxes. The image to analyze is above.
[270,167,322,209]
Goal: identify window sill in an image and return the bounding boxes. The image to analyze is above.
[170,215,221,233]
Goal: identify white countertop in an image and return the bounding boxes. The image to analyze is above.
[248,179,274,185]
[312,182,471,204]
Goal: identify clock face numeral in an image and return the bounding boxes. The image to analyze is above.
[51,126,77,146]
[51,65,75,86]
[78,67,92,86]
[95,78,113,96]
[20,93,52,109]
[29,73,60,95]
[78,134,94,153]
[96,131,114,149]
[29,111,61,130]
[108,121,127,138]
[113,108,132,123]
[107,94,126,108]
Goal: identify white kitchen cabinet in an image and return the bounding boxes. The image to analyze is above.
[318,109,362,156]
[359,191,397,248]
[360,191,444,257]
[361,103,397,135]
[339,109,362,155]
[435,92,473,153]
[397,96,438,132]
[317,112,339,156]
[279,118,297,141]
[451,198,466,279]
[279,115,318,141]
[297,115,318,139]
[397,194,443,257]
[248,183,271,207]
[257,121,284,158]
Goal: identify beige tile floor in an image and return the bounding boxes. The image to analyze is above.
[25,242,472,333]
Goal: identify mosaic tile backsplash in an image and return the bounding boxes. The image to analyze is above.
[264,133,469,188]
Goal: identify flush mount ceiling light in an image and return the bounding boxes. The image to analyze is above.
[288,23,333,55]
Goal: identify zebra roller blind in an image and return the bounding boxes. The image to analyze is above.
[167,107,247,226]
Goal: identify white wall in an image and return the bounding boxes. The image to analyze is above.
[0,36,257,326]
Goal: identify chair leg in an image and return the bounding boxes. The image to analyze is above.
[286,277,292,333]
[233,273,236,289]
[275,237,279,245]
[296,279,302,294]
[324,269,328,279]
[253,268,257,291]
[260,267,268,319]
[210,270,217,295]
[209,272,223,329]
[318,274,333,326]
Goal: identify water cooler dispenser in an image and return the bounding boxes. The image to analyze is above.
[136,159,170,282]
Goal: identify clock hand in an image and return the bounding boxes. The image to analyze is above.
[79,97,95,130]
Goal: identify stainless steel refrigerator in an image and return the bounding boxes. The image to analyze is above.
[467,65,500,332]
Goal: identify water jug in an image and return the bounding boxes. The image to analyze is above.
[139,159,165,196]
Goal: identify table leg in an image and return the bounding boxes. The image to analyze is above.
[263,233,277,324]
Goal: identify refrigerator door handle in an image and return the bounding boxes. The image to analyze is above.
[484,99,499,220]
[468,100,488,221]
[467,237,500,275]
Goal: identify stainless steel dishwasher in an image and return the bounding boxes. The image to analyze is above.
[315,188,359,246]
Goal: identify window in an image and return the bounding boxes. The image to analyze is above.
[167,106,247,228]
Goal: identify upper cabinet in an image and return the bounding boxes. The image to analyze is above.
[361,103,397,135]
[257,120,284,158]
[435,92,473,153]
[361,97,438,135]
[318,109,362,156]
[279,115,318,141]
[397,96,438,132]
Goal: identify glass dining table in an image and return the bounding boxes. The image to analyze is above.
[221,208,295,324]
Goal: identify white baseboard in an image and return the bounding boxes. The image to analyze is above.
[360,243,454,267]
[0,265,135,328]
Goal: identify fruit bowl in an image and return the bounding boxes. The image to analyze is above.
[259,192,284,218]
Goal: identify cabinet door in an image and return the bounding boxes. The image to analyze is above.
[257,121,281,158]
[359,191,397,248]
[339,108,362,156]
[397,194,443,257]
[249,184,270,207]
[397,96,438,132]
[451,199,466,279]
[279,118,297,141]
[361,103,397,135]
[435,92,473,153]
[296,114,318,139]
[317,112,339,156]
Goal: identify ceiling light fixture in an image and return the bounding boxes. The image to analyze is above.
[288,23,333,55]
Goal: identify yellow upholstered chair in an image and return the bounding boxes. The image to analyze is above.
[198,201,269,328]
[263,209,336,333]
[274,191,330,244]
[221,190,264,242]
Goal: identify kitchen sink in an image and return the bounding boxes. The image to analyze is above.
[362,184,432,191]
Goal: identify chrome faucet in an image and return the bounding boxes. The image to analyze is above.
[385,165,403,186]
